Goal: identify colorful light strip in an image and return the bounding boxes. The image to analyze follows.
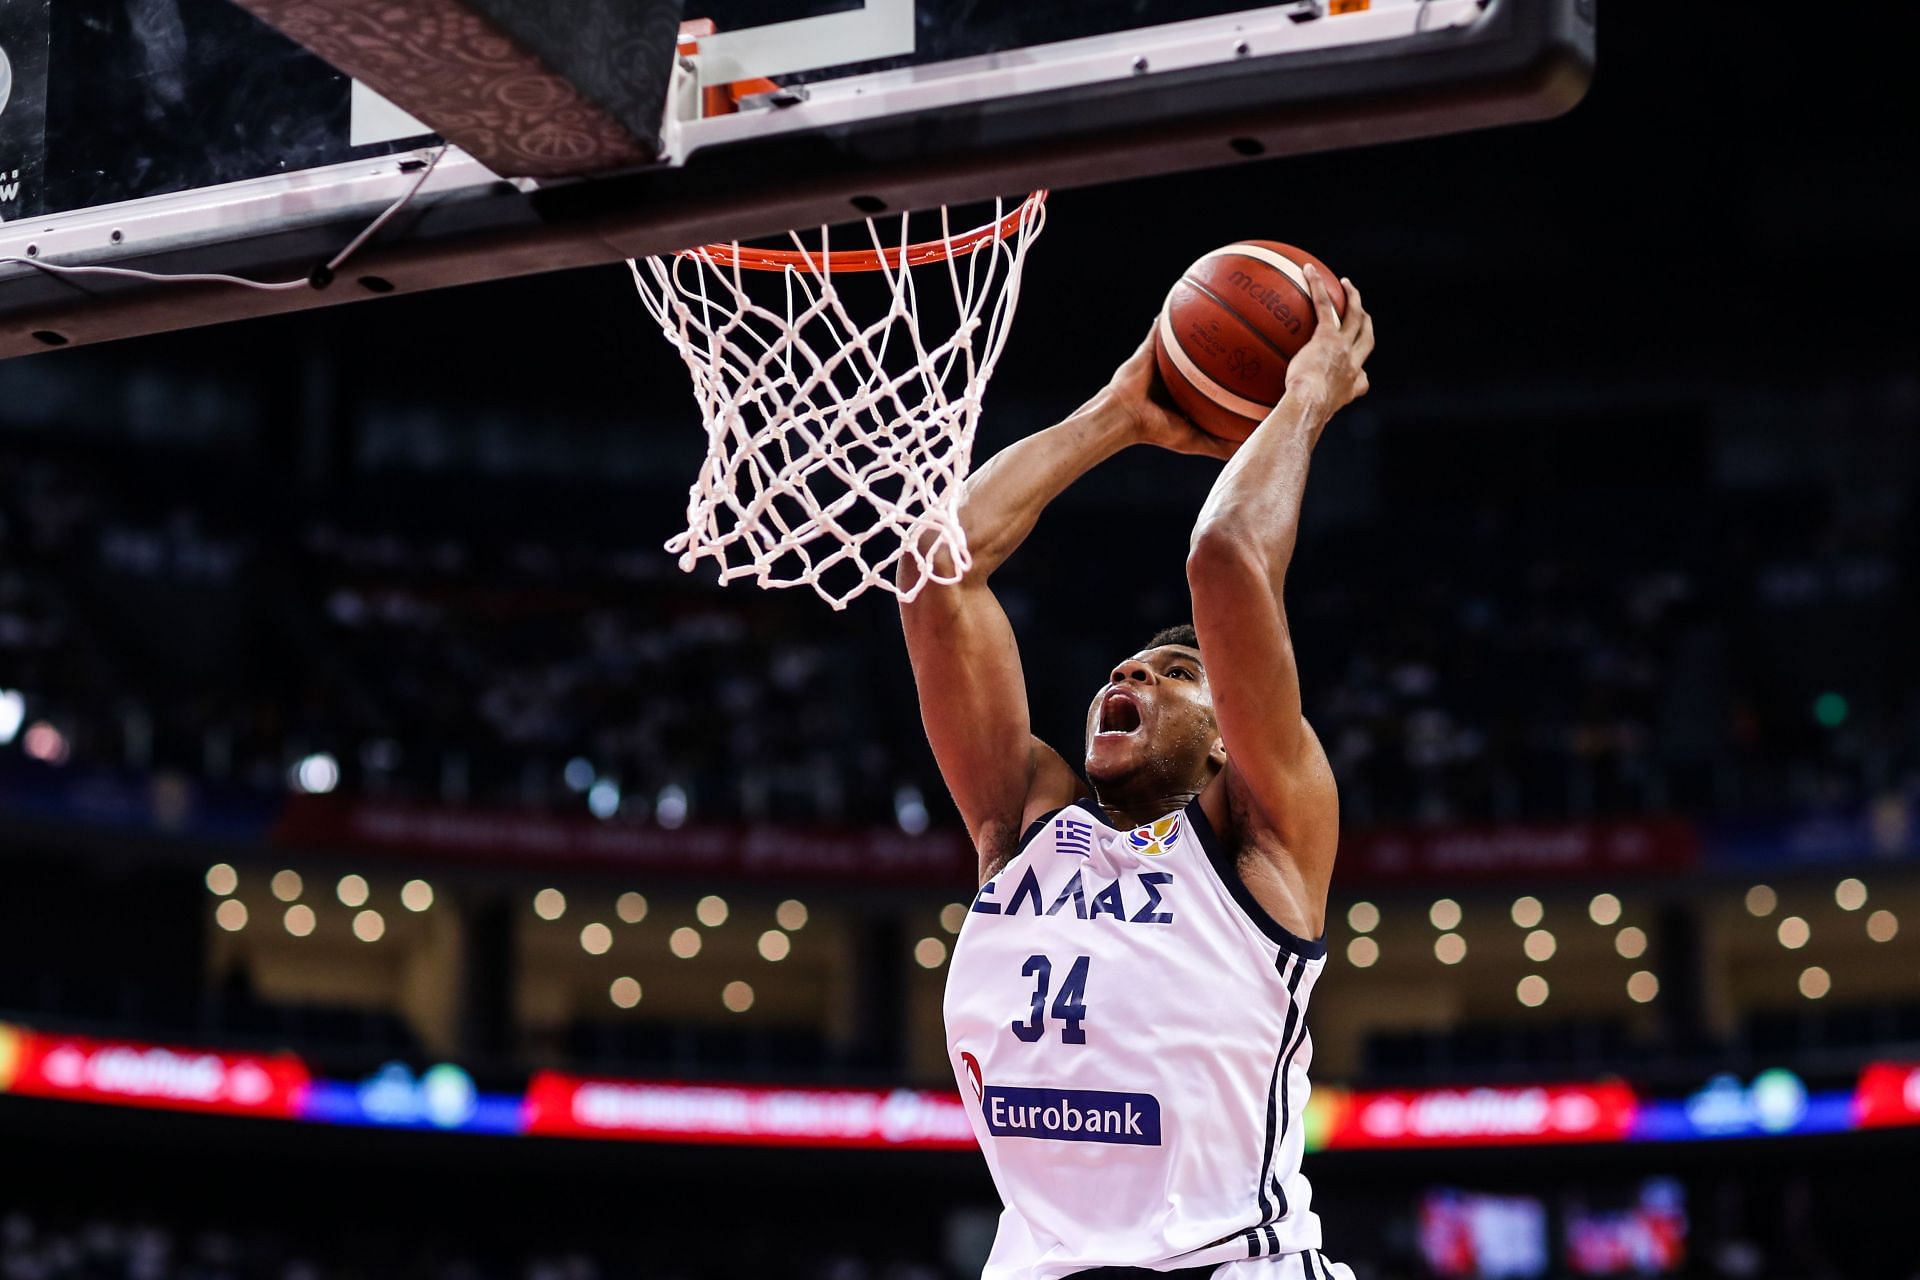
[524,1072,977,1149]
[0,1023,308,1118]
[1307,1082,1639,1151]
[1856,1061,1920,1129]
[7,1023,1919,1150]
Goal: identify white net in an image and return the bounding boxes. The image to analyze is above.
[630,193,1047,610]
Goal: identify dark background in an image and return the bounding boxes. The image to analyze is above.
[2,3,1918,1279]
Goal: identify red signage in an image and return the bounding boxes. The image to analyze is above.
[0,1024,308,1118]
[1856,1062,1920,1129]
[1319,1082,1638,1149]
[1341,821,1699,884]
[274,797,975,883]
[524,1073,977,1150]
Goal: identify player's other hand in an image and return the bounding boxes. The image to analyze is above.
[1284,265,1374,416]
[1099,330,1239,461]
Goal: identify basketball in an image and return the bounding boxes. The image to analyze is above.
[1153,240,1345,442]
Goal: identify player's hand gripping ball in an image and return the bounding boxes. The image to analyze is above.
[1153,240,1345,442]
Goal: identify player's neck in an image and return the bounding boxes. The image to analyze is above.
[1089,783,1199,830]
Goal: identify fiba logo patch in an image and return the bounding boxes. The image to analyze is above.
[1127,813,1182,856]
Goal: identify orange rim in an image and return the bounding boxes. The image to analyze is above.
[685,191,1047,273]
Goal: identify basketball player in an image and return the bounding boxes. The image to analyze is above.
[899,264,1373,1280]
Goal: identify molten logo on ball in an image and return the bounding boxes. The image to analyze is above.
[1226,268,1304,335]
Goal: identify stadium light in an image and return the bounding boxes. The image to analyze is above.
[587,778,620,819]
[563,757,595,792]
[894,784,930,835]
[656,783,689,829]
[22,721,69,765]
[1835,878,1868,911]
[292,751,340,794]
[284,904,317,937]
[0,689,24,744]
[1867,909,1899,943]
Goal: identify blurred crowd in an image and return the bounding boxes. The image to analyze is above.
[1,430,1914,831]
[0,1199,1891,1280]
[0,1211,944,1280]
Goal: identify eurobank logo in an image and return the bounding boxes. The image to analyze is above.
[981,1085,1163,1145]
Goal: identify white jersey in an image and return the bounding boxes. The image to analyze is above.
[944,798,1331,1279]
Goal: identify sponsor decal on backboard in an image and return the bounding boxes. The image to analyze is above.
[0,0,49,219]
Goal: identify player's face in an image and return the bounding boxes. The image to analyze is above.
[1084,645,1221,788]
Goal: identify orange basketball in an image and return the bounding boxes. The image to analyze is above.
[1153,240,1344,442]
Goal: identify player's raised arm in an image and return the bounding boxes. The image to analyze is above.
[900,339,1233,877]
[1186,266,1373,866]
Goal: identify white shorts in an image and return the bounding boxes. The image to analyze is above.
[1211,1251,1356,1280]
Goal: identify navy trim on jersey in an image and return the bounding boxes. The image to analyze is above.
[1256,954,1306,1227]
[1183,799,1329,959]
[1018,805,1075,851]
[1273,968,1314,1183]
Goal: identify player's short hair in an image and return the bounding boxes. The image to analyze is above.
[1144,623,1199,652]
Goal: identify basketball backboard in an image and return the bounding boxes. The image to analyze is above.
[0,0,1593,357]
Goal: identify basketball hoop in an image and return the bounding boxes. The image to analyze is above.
[631,192,1048,610]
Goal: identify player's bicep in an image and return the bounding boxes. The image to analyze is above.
[1187,538,1314,822]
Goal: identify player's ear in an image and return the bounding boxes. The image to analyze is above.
[1207,736,1227,771]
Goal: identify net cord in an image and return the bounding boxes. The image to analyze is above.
[631,193,1047,609]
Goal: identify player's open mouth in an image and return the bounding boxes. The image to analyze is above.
[1097,692,1143,736]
